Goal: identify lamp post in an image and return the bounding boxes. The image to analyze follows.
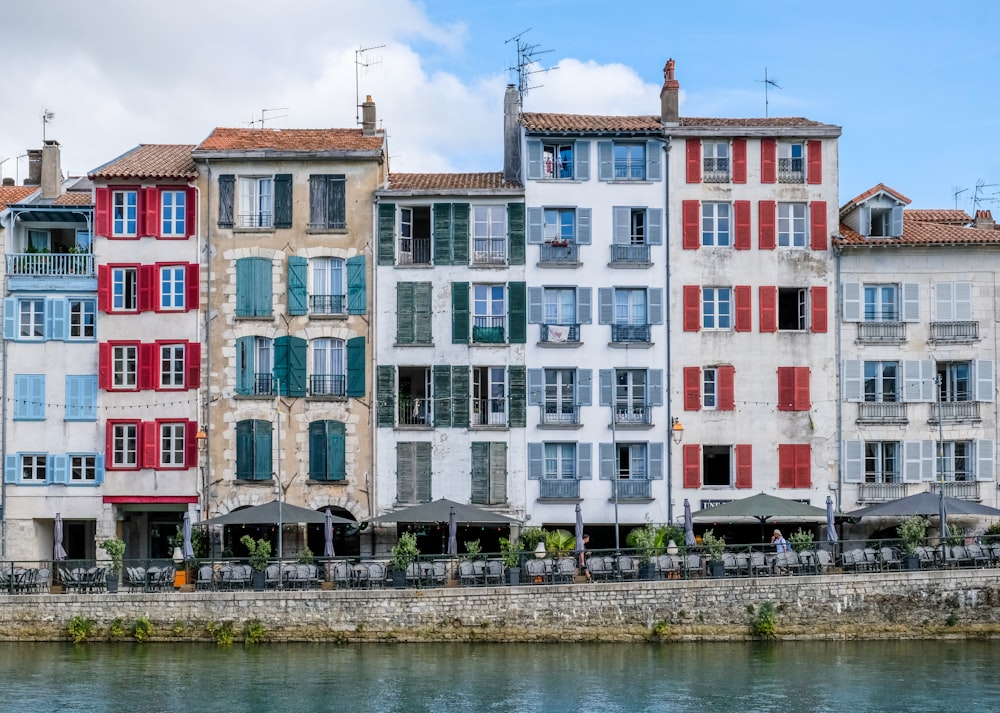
[935,372,946,538]
[668,417,684,524]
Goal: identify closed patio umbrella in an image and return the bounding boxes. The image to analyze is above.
[323,509,335,558]
[683,499,696,547]
[182,511,194,559]
[939,494,948,540]
[53,513,67,562]
[574,503,584,558]
[447,507,458,556]
[826,496,838,544]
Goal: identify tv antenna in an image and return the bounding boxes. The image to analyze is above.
[246,107,288,128]
[356,45,386,125]
[755,68,781,118]
[506,29,555,107]
[953,186,969,210]
[972,179,999,213]
[41,108,55,142]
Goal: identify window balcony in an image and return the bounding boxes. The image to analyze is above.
[777,157,804,183]
[857,481,907,503]
[613,161,645,181]
[539,242,579,264]
[472,316,506,344]
[703,159,730,183]
[615,405,651,426]
[397,397,432,427]
[237,212,273,229]
[930,321,979,343]
[610,245,651,265]
[610,478,651,500]
[471,398,507,427]
[398,238,432,265]
[6,252,94,277]
[540,323,580,344]
[857,402,907,424]
[857,321,905,344]
[931,480,981,501]
[310,294,346,316]
[309,374,345,398]
[611,324,650,343]
[928,401,980,423]
[539,479,580,499]
[472,246,507,266]
[540,403,580,426]
[250,373,274,396]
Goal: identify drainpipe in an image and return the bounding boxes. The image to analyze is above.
[661,136,675,525]
[1,210,9,560]
[202,163,212,520]
[834,243,843,512]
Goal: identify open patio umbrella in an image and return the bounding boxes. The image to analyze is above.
[447,507,458,556]
[846,491,1000,519]
[370,498,519,525]
[323,509,335,558]
[574,503,585,558]
[182,511,194,559]
[683,499,696,547]
[692,492,829,542]
[199,500,355,526]
[53,513,67,562]
[826,496,839,544]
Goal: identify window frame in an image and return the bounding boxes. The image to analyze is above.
[18,298,44,339]
[863,284,899,322]
[542,142,575,179]
[158,342,186,390]
[311,337,346,397]
[238,176,274,228]
[68,298,96,340]
[157,264,186,311]
[777,202,807,248]
[938,361,972,403]
[542,208,576,243]
[615,442,648,479]
[939,441,972,481]
[701,202,731,247]
[472,205,507,264]
[702,287,732,330]
[111,266,139,312]
[112,189,138,237]
[544,442,577,479]
[110,343,139,390]
[778,141,805,182]
[702,367,718,409]
[864,441,900,483]
[70,454,98,482]
[702,141,730,182]
[613,143,646,181]
[109,421,139,469]
[863,361,898,403]
[21,454,47,482]
[158,420,187,469]
[160,189,187,237]
[309,256,345,315]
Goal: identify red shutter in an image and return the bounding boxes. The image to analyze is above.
[683,286,701,332]
[185,420,198,468]
[98,342,111,390]
[97,265,111,312]
[185,263,200,312]
[732,138,747,183]
[105,422,115,466]
[811,286,828,333]
[810,201,828,250]
[143,186,158,237]
[807,140,822,184]
[777,367,794,411]
[758,201,776,249]
[185,187,197,238]
[717,365,735,411]
[686,139,701,183]
[777,444,795,488]
[95,187,110,237]
[185,341,201,390]
[760,138,776,183]
[734,286,751,332]
[734,444,752,489]
[683,444,701,489]
[759,286,777,333]
[734,200,751,250]
[682,200,700,249]
[683,367,701,411]
[794,367,811,411]
[141,421,159,469]
[795,444,812,488]
[139,264,155,312]
[139,343,156,391]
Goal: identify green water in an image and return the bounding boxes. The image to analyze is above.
[3,640,997,712]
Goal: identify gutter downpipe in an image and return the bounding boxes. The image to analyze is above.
[662,135,675,525]
[1,210,10,560]
[202,163,212,523]
[834,242,843,512]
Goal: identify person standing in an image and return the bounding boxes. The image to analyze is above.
[579,534,591,581]
[771,529,790,553]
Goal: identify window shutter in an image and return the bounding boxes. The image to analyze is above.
[508,203,526,265]
[47,298,67,341]
[3,297,16,339]
[396,443,415,503]
[527,369,543,406]
[647,208,663,245]
[489,442,508,504]
[346,337,365,397]
[235,420,253,480]
[575,140,590,179]
[718,365,735,410]
[273,174,293,228]
[648,442,664,480]
[346,255,366,315]
[902,360,934,402]
[807,140,822,184]
[526,207,544,244]
[902,441,925,483]
[143,186,158,237]
[646,140,661,181]
[734,286,752,332]
[433,365,452,428]
[576,207,591,244]
[95,187,110,236]
[139,342,155,390]
[682,201,700,249]
[185,341,201,390]
[287,256,308,316]
[13,376,29,420]
[4,455,17,483]
[732,138,747,183]
[309,421,327,479]
[217,175,234,228]
[734,444,752,488]
[901,283,920,322]
[253,419,272,481]
[396,282,415,344]
[328,176,346,229]
[843,282,861,322]
[859,204,872,237]
[683,286,701,332]
[98,342,113,390]
[648,288,663,325]
[598,443,614,480]
[577,369,593,406]
[527,443,543,480]
[577,287,592,324]
[891,205,904,237]
[683,367,701,411]
[597,288,613,325]
[777,444,795,488]
[794,367,811,410]
[470,442,489,503]
[683,444,701,488]
[138,265,155,312]
[527,287,543,324]
[811,286,828,333]
[51,455,67,484]
[184,187,196,237]
[975,360,995,403]
[235,336,255,396]
[508,365,526,428]
[760,139,776,183]
[612,206,630,245]
[686,139,701,183]
[433,203,453,266]
[452,365,470,427]
[976,440,995,482]
[758,201,776,249]
[413,443,432,501]
[451,203,470,265]
[843,441,864,483]
[235,259,251,317]
[508,281,527,344]
[414,282,433,344]
[377,202,396,265]
[759,286,777,333]
[935,282,954,321]
[794,444,811,488]
[526,140,542,180]
[272,335,289,395]
[597,141,613,181]
[451,282,469,344]
[141,421,158,469]
[734,200,751,249]
[648,369,663,406]
[810,201,827,250]
[376,365,396,427]
[577,443,593,480]
[327,421,346,481]
[286,336,307,397]
[598,369,612,407]
[777,367,794,411]
[97,265,110,313]
[184,420,198,468]
[253,257,273,316]
[842,360,862,402]
[185,263,199,312]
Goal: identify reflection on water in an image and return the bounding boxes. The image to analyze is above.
[3,640,1000,712]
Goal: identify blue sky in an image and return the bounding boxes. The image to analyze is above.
[4,0,998,212]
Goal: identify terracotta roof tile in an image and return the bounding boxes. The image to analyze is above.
[386,172,521,191]
[521,113,833,133]
[837,219,1000,247]
[54,192,93,206]
[0,185,37,210]
[195,128,384,153]
[904,209,972,225]
[89,144,197,180]
[840,183,911,211]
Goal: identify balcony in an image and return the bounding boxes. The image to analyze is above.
[472,245,507,266]
[540,403,580,426]
[610,478,651,500]
[309,375,346,398]
[310,294,346,316]
[613,161,645,181]
[931,480,981,500]
[857,321,905,344]
[611,324,650,344]
[857,481,907,503]
[615,405,651,427]
[539,479,580,500]
[540,323,580,345]
[6,252,94,277]
[539,242,579,265]
[471,398,507,427]
[930,320,979,343]
[237,212,273,229]
[857,401,907,425]
[610,245,651,265]
[472,316,506,344]
[929,401,980,423]
[398,238,431,265]
[398,398,432,427]
[246,373,274,396]
[703,159,730,183]
[777,157,804,183]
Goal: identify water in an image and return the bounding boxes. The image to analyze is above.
[3,640,999,712]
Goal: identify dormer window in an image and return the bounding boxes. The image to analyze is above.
[859,203,903,238]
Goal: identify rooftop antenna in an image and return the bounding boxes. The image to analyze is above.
[246,107,289,128]
[355,45,385,125]
[506,29,555,107]
[972,179,999,213]
[755,68,781,118]
[41,109,55,142]
[953,186,969,210]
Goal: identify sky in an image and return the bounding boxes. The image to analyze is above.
[3,0,999,212]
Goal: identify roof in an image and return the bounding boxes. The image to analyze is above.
[53,192,92,206]
[840,183,911,212]
[837,217,1000,247]
[522,113,838,135]
[385,172,521,192]
[903,209,972,225]
[194,127,384,153]
[0,185,37,210]
[89,144,197,180]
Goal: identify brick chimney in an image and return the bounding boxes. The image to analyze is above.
[503,84,522,185]
[41,140,63,199]
[660,58,680,124]
[361,96,377,137]
[975,209,996,231]
[25,149,41,186]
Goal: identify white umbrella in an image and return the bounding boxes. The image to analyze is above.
[53,513,67,561]
[182,511,194,559]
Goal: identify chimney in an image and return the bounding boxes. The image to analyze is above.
[660,58,680,124]
[2,177,13,186]
[503,84,522,185]
[975,209,996,231]
[361,96,377,136]
[25,149,42,186]
[41,140,62,199]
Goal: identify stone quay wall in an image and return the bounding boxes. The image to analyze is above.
[4,570,1000,642]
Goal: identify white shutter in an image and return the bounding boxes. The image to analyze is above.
[920,440,935,482]
[612,207,630,245]
[902,360,934,402]
[935,282,954,321]
[975,360,995,403]
[901,283,920,322]
[843,283,861,322]
[843,360,862,402]
[843,441,864,483]
[954,282,973,321]
[902,441,923,483]
[976,440,995,482]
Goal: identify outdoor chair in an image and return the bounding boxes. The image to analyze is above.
[946,545,972,568]
[965,543,990,568]
[458,560,479,587]
[265,564,282,588]
[586,556,608,582]
[863,548,882,572]
[332,561,352,588]
[749,552,771,577]
[773,551,802,575]
[552,557,575,584]
[841,549,866,573]
[915,546,938,568]
[797,550,818,574]
[523,558,548,585]
[125,567,145,592]
[879,546,902,571]
[616,555,638,580]
[485,559,506,586]
[814,549,833,574]
[365,562,387,588]
[196,565,215,590]
[989,542,1000,565]
[654,554,680,579]
[34,567,51,593]
[733,552,751,577]
[429,561,448,587]
[722,552,740,577]
[682,553,704,579]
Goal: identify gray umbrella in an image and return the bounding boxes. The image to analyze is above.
[371,498,520,525]
[846,491,1000,519]
[574,503,585,558]
[939,493,949,540]
[447,507,458,556]
[182,511,194,559]
[323,509,335,558]
[683,499,696,547]
[826,495,838,544]
[53,513,67,562]
[199,500,354,526]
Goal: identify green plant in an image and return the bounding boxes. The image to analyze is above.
[626,522,659,563]
[463,539,481,559]
[206,621,235,646]
[651,620,671,637]
[752,602,777,639]
[132,617,153,642]
[68,616,95,643]
[243,618,266,645]
[167,524,208,560]
[942,524,962,547]
[109,618,125,638]
[390,532,420,571]
[789,528,815,552]
[519,527,548,553]
[297,546,315,565]
[544,529,575,557]
[499,537,523,568]
[983,521,1000,543]
[700,529,726,562]
[240,535,272,572]
[100,537,125,574]
[897,516,929,555]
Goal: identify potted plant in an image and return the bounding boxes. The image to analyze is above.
[240,535,272,591]
[789,528,815,552]
[297,546,315,565]
[463,539,481,559]
[519,527,548,554]
[499,537,523,585]
[626,522,659,579]
[897,515,929,570]
[100,537,125,593]
[544,529,575,558]
[701,529,726,578]
[390,532,420,588]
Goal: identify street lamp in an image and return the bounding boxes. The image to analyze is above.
[667,417,684,525]
[671,417,685,445]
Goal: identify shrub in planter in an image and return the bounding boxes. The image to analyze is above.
[100,538,125,593]
[390,532,420,587]
[789,528,815,552]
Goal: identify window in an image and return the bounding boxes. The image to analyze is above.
[626,209,645,244]
[777,288,807,330]
[21,454,47,481]
[159,422,186,467]
[778,142,804,182]
[703,288,732,330]
[864,362,898,402]
[472,206,506,264]
[472,284,506,343]
[70,455,97,482]
[312,338,345,397]
[683,365,734,411]
[308,420,346,481]
[111,422,138,468]
[543,369,577,425]
[69,299,96,339]
[28,229,50,251]
[472,366,507,426]
[160,344,186,389]
[236,336,273,396]
[238,176,273,228]
[394,366,432,427]
[13,375,45,420]
[161,190,186,236]
[545,443,577,479]
[615,369,648,425]
[544,288,576,325]
[396,441,432,504]
[615,443,648,478]
[543,209,576,243]
[112,190,138,236]
[777,203,807,247]
[702,203,731,247]
[470,441,507,505]
[308,174,346,230]
[702,445,732,486]
[703,368,718,409]
[310,257,345,315]
[614,143,646,180]
[65,375,97,421]
[867,205,898,237]
[235,419,272,481]
[939,441,972,481]
[159,265,186,310]
[235,257,273,318]
[863,284,899,322]
[19,299,44,338]
[543,143,575,179]
[703,141,729,182]
[865,442,899,483]
[398,206,431,265]
[111,345,138,389]
[111,267,138,311]
[938,362,971,402]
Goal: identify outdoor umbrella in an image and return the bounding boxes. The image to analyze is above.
[826,495,839,544]
[692,492,829,542]
[182,511,194,559]
[447,507,458,556]
[199,500,354,526]
[53,513,67,562]
[939,494,948,539]
[323,509,335,558]
[683,499,696,547]
[370,498,519,525]
[574,503,585,558]
[846,491,1000,519]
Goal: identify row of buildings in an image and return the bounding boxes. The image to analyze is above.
[2,60,999,562]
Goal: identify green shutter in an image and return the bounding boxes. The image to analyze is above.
[489,442,507,504]
[346,336,365,397]
[236,420,254,480]
[287,256,308,316]
[255,258,273,316]
[273,335,290,395]
[309,420,327,479]
[346,255,366,315]
[414,282,433,344]
[377,203,395,265]
[451,365,469,428]
[451,203,470,265]
[433,365,452,427]
[470,442,489,504]
[274,174,293,228]
[397,443,415,504]
[508,365,526,427]
[253,419,272,481]
[508,281,527,344]
[235,259,252,317]
[507,203,525,265]
[433,203,453,266]
[451,282,469,344]
[327,420,346,481]
[287,336,307,397]
[414,442,432,501]
[396,282,415,344]
[377,365,396,427]
[218,175,234,228]
[235,336,255,395]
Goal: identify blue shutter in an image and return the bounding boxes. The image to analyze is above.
[527,369,543,406]
[527,207,544,244]
[65,375,81,420]
[309,421,327,479]
[236,420,254,480]
[47,298,68,341]
[612,207,629,245]
[235,336,255,395]
[646,140,662,181]
[235,259,252,317]
[3,298,16,340]
[597,288,614,325]
[599,369,613,407]
[51,455,68,484]
[576,287,592,324]
[891,206,904,237]
[346,336,365,397]
[648,442,664,479]
[598,141,613,181]
[575,141,590,180]
[287,256,308,316]
[27,376,43,420]
[346,255,366,315]
[527,443,543,480]
[598,443,614,479]
[287,336,307,397]
[648,369,663,407]
[576,208,592,244]
[327,421,346,481]
[577,443,592,480]
[527,287,543,324]
[526,141,542,180]
[253,258,273,316]
[647,208,663,245]
[94,454,105,484]
[4,455,17,483]
[273,335,289,395]
[648,288,663,324]
[253,419,272,481]
[577,369,592,406]
[13,376,29,420]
